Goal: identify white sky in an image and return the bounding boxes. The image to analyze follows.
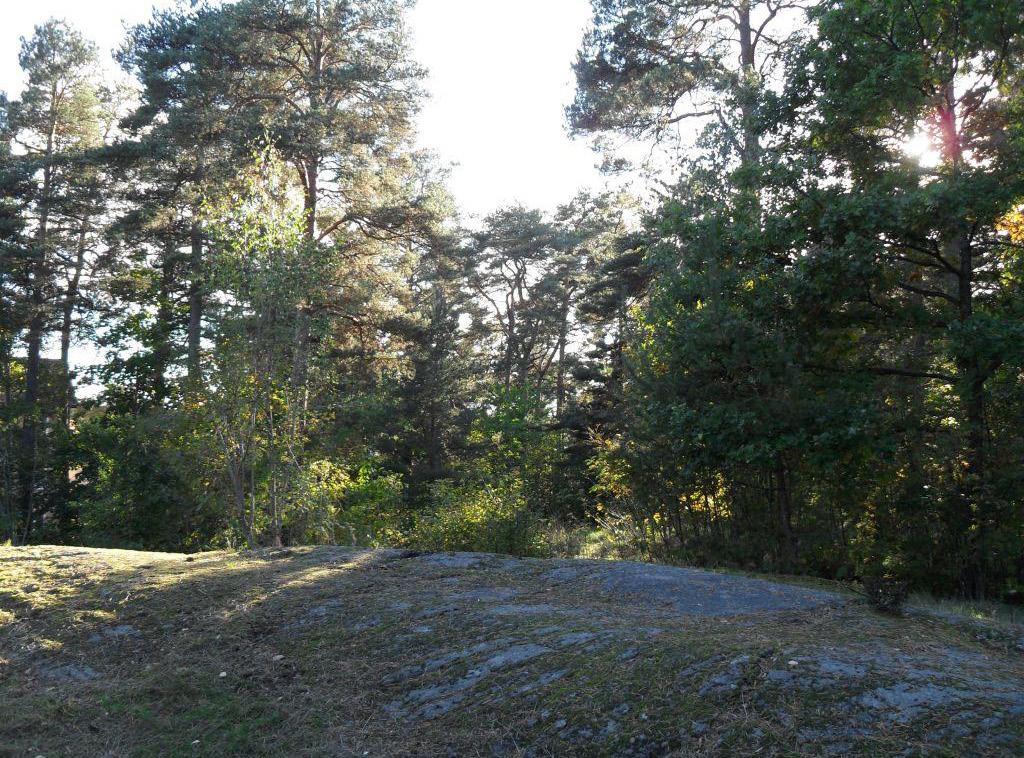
[0,0,607,218]
[411,0,605,217]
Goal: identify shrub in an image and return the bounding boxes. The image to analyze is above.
[410,479,546,557]
[543,519,642,561]
[284,460,404,547]
[862,574,910,614]
[336,468,405,547]
[859,553,910,614]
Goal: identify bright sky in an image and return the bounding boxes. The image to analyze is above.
[0,0,606,218]
[411,0,604,217]
[0,0,607,375]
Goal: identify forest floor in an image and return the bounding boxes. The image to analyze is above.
[2,545,1023,757]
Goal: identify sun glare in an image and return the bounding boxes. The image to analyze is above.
[901,129,941,168]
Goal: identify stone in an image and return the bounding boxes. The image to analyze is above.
[487,604,558,616]
[556,632,597,648]
[542,566,586,583]
[595,562,837,616]
[698,655,750,696]
[88,624,141,643]
[484,644,551,670]
[853,683,966,723]
[38,663,100,682]
[452,588,519,603]
[416,553,488,569]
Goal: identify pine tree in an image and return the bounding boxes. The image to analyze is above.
[5,20,102,541]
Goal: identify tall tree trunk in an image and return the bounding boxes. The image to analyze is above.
[1,335,15,541]
[52,212,90,530]
[292,15,325,419]
[503,305,516,391]
[736,1,761,169]
[186,221,204,385]
[775,458,796,572]
[152,238,179,403]
[18,101,57,544]
[426,288,446,481]
[938,86,987,597]
[555,296,569,418]
[427,405,442,480]
[18,305,43,544]
[954,224,986,598]
[291,160,318,417]
[60,214,89,428]
[267,402,283,548]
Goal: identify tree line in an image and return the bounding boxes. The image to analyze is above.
[2,0,1023,600]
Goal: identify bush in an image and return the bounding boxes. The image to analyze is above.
[859,553,910,614]
[285,460,404,547]
[862,575,910,614]
[71,411,222,551]
[335,468,405,547]
[543,521,642,561]
[410,479,546,557]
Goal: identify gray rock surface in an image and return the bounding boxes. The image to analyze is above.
[7,545,1024,756]
[38,662,101,682]
[88,624,141,643]
[414,552,490,569]
[587,561,837,615]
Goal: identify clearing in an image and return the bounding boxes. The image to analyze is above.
[2,545,1023,756]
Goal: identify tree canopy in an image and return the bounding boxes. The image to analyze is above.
[2,0,1023,602]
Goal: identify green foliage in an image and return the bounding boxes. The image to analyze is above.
[2,19,108,543]
[410,479,546,557]
[69,411,222,551]
[284,460,405,548]
[572,0,1024,598]
[5,0,1024,608]
[861,573,912,616]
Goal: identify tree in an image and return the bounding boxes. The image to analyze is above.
[589,0,1024,595]
[388,188,479,500]
[570,0,804,171]
[199,153,313,546]
[0,93,32,539]
[207,0,426,413]
[468,207,561,393]
[4,20,102,542]
[789,0,1024,595]
[118,4,247,390]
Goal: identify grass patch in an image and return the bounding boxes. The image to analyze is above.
[909,592,1024,627]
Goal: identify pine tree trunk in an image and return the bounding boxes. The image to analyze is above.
[52,213,90,530]
[939,86,987,598]
[955,226,987,598]
[0,335,15,541]
[775,459,797,572]
[60,214,89,428]
[19,101,57,544]
[736,1,760,168]
[18,306,43,544]
[555,297,569,418]
[187,220,203,385]
[292,161,318,417]
[152,239,178,402]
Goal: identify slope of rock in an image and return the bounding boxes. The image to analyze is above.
[2,545,1022,756]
